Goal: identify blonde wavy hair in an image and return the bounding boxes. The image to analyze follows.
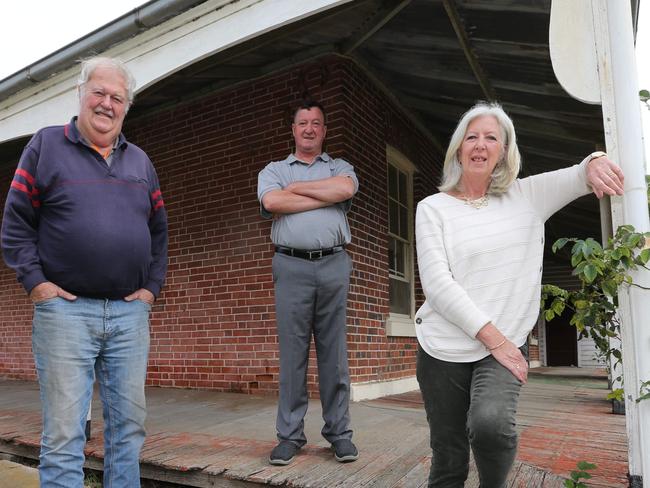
[438,102,521,194]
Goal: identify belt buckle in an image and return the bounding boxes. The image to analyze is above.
[309,249,323,259]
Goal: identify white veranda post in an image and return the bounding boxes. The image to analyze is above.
[550,0,650,485]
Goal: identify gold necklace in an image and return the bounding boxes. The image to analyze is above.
[462,194,489,209]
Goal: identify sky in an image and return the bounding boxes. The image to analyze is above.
[0,1,649,169]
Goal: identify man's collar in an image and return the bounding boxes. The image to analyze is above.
[285,152,331,164]
[64,116,127,149]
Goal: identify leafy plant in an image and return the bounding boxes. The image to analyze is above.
[640,89,650,110]
[564,461,597,488]
[541,223,650,402]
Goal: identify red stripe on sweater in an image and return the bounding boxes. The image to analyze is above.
[11,181,40,207]
[15,168,35,186]
[10,181,30,195]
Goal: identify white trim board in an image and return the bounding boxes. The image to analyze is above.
[350,376,419,402]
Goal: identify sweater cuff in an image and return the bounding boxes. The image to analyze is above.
[464,313,492,338]
[579,156,595,191]
[144,280,162,298]
[21,270,48,295]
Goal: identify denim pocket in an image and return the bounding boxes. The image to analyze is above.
[133,299,153,310]
[33,296,62,306]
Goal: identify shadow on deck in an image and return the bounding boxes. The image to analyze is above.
[0,370,627,487]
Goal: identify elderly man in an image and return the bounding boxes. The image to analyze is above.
[1,57,167,487]
[257,100,359,465]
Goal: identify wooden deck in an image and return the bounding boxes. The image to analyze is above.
[0,373,627,487]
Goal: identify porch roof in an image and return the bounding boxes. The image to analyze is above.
[0,0,641,281]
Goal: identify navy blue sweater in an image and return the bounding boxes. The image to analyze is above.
[1,118,168,299]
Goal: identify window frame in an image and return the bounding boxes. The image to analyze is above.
[385,145,417,337]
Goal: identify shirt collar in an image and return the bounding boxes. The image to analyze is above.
[284,152,331,165]
[64,116,127,150]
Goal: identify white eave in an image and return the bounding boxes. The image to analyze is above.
[0,0,352,143]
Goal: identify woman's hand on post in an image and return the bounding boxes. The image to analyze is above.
[586,154,624,199]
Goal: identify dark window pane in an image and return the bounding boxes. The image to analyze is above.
[389,278,411,315]
[398,171,407,204]
[389,200,399,235]
[399,205,409,239]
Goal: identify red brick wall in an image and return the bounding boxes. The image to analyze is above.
[0,56,442,395]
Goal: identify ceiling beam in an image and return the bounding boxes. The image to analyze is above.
[472,39,549,59]
[518,144,586,161]
[442,0,497,100]
[459,0,550,15]
[340,0,412,55]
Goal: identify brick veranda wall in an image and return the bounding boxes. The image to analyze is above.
[0,56,441,395]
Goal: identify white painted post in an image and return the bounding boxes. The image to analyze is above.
[590,1,650,485]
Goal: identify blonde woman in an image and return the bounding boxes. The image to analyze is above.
[415,102,623,487]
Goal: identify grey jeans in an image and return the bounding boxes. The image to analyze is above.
[416,345,527,488]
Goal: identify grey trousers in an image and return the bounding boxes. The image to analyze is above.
[416,346,526,488]
[272,250,353,447]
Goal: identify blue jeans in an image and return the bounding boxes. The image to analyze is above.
[416,346,526,488]
[32,296,151,488]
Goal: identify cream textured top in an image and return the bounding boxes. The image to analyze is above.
[415,158,592,362]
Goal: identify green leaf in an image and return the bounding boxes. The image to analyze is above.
[607,388,624,401]
[576,461,597,470]
[573,471,592,480]
[571,241,583,255]
[571,253,583,267]
[640,248,650,264]
[553,237,570,253]
[636,392,650,403]
[583,264,598,283]
[602,280,618,297]
[626,234,641,247]
[640,89,650,98]
[574,300,589,310]
[545,310,555,321]
[582,239,602,257]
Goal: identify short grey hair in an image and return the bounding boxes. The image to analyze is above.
[77,57,136,107]
[438,102,521,194]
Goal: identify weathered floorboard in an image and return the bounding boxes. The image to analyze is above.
[0,375,627,487]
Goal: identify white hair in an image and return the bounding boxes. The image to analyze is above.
[438,102,521,194]
[77,57,136,108]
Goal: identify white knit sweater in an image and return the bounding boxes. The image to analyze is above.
[415,158,592,362]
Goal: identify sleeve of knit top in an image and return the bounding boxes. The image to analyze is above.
[0,134,48,294]
[415,199,492,338]
[516,157,592,221]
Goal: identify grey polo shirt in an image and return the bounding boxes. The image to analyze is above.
[257,152,358,249]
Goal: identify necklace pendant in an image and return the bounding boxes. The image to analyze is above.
[464,194,489,209]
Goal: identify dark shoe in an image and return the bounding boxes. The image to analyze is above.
[269,440,299,465]
[331,439,359,462]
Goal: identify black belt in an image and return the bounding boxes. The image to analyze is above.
[275,245,345,260]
